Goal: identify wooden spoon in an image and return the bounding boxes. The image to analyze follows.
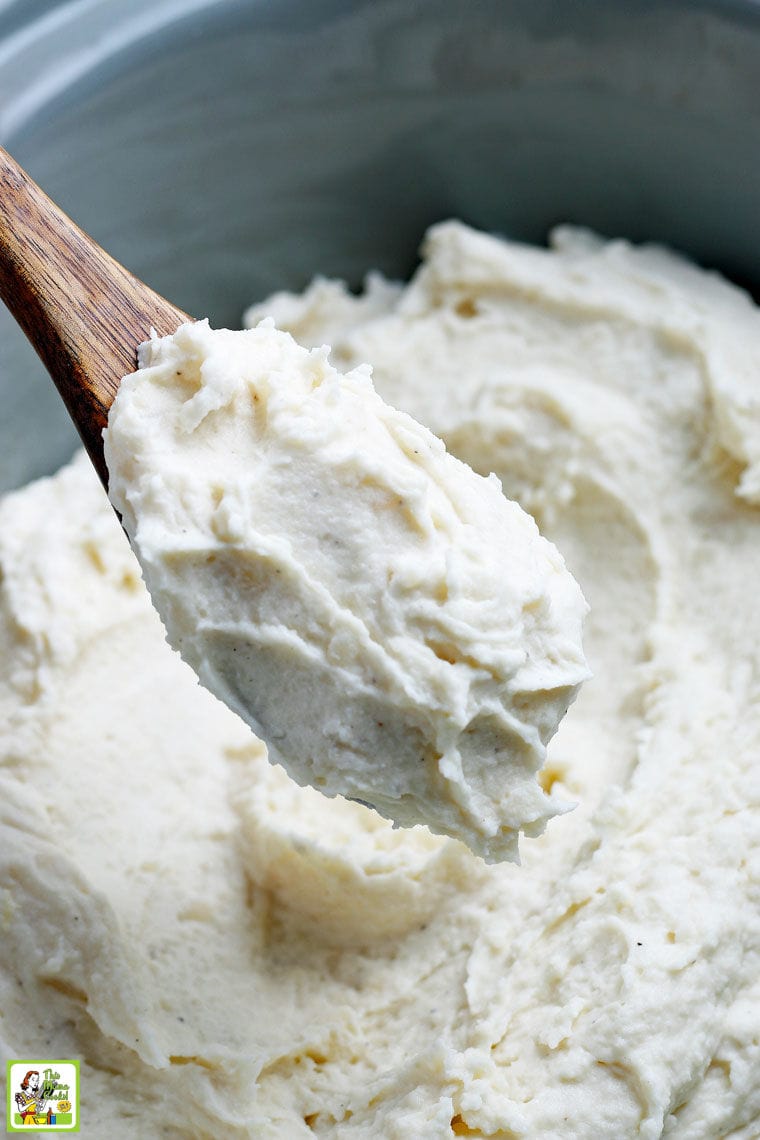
[0,146,190,487]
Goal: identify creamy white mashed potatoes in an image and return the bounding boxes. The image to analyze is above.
[2,222,760,1138]
[103,316,588,862]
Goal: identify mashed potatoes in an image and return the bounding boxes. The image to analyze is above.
[103,317,588,862]
[1,222,759,1137]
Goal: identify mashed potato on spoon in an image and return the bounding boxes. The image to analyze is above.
[103,312,588,862]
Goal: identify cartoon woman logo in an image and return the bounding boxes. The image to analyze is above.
[14,1069,51,1126]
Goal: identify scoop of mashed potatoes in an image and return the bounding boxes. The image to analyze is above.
[2,222,760,1138]
[103,317,588,862]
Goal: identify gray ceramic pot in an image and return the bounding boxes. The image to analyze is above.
[1,0,759,490]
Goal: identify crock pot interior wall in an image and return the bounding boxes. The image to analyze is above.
[1,0,759,491]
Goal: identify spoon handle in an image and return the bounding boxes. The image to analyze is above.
[0,146,189,486]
